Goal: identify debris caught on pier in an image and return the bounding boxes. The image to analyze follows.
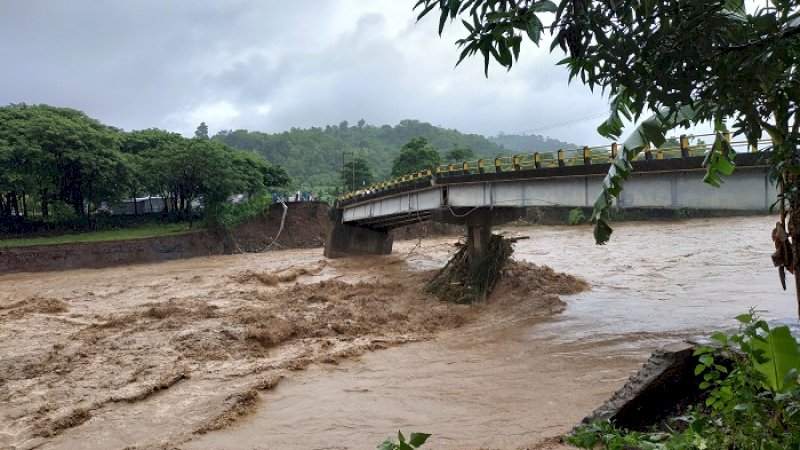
[425,234,513,303]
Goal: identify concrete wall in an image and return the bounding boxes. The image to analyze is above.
[342,188,442,223]
[447,177,605,208]
[619,169,773,210]
[447,168,771,211]
[325,209,394,258]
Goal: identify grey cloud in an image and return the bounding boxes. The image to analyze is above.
[0,1,612,145]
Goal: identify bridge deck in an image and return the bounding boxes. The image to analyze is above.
[338,153,771,230]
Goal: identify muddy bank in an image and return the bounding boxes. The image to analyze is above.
[0,229,228,275]
[231,201,330,251]
[0,200,464,275]
[0,241,586,450]
[0,202,330,275]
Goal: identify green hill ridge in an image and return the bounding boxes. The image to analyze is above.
[214,119,576,192]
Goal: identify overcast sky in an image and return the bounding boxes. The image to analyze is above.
[1,1,678,146]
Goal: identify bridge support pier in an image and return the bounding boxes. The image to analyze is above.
[324,208,393,258]
[465,209,493,270]
[432,207,520,269]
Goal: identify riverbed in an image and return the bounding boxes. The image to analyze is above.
[1,215,795,449]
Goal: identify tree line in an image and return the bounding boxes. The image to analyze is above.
[0,104,290,221]
[214,119,576,193]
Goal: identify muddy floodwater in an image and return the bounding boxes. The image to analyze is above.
[1,215,796,450]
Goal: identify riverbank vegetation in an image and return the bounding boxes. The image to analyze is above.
[568,312,800,449]
[508,206,766,228]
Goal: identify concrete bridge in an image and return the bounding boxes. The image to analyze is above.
[324,141,772,260]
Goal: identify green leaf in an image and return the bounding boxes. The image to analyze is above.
[591,105,698,244]
[531,0,557,13]
[711,331,728,345]
[751,325,800,393]
[723,0,745,13]
[415,2,438,22]
[735,313,753,324]
[593,216,613,244]
[526,18,542,44]
[398,431,406,444]
[694,364,705,376]
[409,432,431,447]
[438,8,449,34]
[378,438,395,450]
[702,132,737,188]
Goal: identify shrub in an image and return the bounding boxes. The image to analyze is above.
[204,194,272,229]
[567,208,586,225]
[567,310,800,449]
[675,207,698,220]
[378,431,430,450]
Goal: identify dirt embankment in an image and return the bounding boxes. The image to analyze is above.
[0,242,588,449]
[231,201,331,252]
[0,229,229,275]
[0,202,331,275]
[0,201,463,275]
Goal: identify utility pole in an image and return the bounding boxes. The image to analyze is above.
[341,151,346,194]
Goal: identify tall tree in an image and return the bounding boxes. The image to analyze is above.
[0,104,124,217]
[194,122,209,140]
[416,0,800,309]
[341,155,375,190]
[391,137,442,177]
[445,145,476,162]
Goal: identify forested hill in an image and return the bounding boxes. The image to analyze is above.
[213,119,577,190]
[488,133,579,153]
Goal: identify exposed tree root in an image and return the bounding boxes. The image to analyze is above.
[425,234,512,303]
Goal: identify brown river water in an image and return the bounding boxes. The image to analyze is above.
[1,215,796,450]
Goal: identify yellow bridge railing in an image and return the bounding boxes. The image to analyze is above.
[339,134,770,202]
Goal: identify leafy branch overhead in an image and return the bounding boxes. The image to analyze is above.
[592,106,736,244]
[415,0,558,75]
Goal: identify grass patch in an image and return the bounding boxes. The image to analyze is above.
[0,223,195,248]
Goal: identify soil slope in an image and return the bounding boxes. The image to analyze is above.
[0,201,330,275]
